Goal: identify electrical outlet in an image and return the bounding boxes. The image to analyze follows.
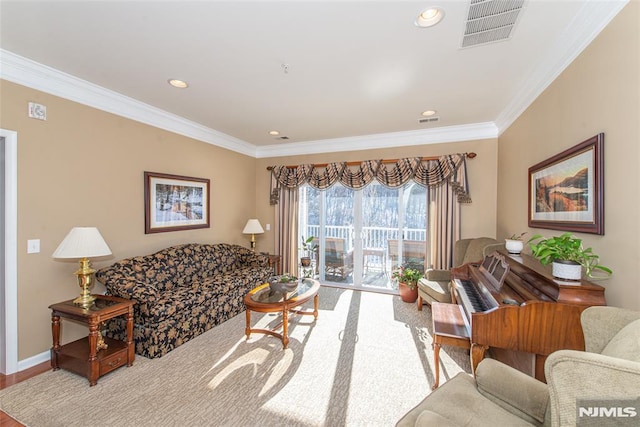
[28,102,47,120]
[266,224,271,231]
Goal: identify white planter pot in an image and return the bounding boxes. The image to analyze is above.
[552,260,582,281]
[505,239,524,254]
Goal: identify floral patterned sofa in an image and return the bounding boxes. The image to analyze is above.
[95,243,272,358]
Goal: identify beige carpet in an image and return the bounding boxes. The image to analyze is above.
[0,287,471,427]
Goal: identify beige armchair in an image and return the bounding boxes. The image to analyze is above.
[396,306,640,427]
[417,237,501,308]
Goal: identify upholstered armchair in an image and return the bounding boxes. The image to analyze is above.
[396,306,640,427]
[417,237,501,308]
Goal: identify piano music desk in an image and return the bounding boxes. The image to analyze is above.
[431,302,471,390]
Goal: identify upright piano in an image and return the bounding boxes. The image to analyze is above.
[450,250,606,382]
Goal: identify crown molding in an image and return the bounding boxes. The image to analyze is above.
[255,122,499,158]
[494,0,629,134]
[0,49,257,157]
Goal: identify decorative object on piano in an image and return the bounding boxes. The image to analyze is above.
[392,266,423,303]
[505,232,526,254]
[268,274,298,293]
[528,133,604,235]
[528,232,612,280]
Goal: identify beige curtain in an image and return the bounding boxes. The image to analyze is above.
[270,154,471,272]
[428,181,460,270]
[427,157,469,270]
[275,187,299,275]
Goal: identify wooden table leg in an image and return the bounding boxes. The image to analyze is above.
[245,309,251,340]
[126,308,135,367]
[51,313,60,370]
[432,340,441,390]
[87,321,99,386]
[313,294,319,319]
[282,308,289,349]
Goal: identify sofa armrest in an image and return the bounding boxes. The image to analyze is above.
[545,349,640,427]
[580,306,640,353]
[475,358,549,424]
[425,269,450,282]
[238,250,270,268]
[105,280,160,303]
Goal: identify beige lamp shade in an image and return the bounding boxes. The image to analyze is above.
[52,227,112,259]
[52,227,112,308]
[242,219,264,235]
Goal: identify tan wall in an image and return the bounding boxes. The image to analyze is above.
[497,2,640,310]
[255,139,499,254]
[0,80,257,359]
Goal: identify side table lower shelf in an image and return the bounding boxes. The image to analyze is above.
[52,336,130,380]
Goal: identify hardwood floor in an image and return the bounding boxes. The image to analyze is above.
[0,361,50,427]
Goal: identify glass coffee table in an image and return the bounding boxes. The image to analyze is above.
[244,278,320,349]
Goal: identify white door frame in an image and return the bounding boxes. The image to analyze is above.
[1,128,18,375]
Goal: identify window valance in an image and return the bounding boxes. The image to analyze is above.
[269,153,473,204]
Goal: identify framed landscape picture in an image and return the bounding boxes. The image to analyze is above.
[144,171,210,234]
[528,133,604,235]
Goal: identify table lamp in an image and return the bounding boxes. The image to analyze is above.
[242,219,264,251]
[52,227,112,307]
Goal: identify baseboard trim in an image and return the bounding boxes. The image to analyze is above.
[18,351,50,372]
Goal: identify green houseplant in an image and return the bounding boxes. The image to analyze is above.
[299,236,319,267]
[528,232,612,280]
[392,265,423,303]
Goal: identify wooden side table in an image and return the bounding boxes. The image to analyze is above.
[431,302,471,390]
[49,294,135,386]
[267,254,282,275]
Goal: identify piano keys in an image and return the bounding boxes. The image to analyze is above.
[450,250,606,382]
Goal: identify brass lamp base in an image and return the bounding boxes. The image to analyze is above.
[73,258,96,308]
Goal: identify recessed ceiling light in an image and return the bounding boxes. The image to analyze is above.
[415,7,444,28]
[269,130,280,136]
[168,79,189,89]
[421,110,437,117]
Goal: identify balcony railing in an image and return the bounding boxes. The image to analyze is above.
[304,225,426,251]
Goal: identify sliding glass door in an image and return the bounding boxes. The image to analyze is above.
[299,181,427,292]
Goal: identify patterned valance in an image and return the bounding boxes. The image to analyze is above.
[269,154,472,204]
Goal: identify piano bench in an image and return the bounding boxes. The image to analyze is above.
[431,302,471,390]
[416,277,452,310]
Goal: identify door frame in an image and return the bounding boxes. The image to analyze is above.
[1,128,18,375]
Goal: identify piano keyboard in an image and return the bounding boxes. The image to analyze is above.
[455,278,498,313]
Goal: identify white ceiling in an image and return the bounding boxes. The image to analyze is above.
[0,1,628,157]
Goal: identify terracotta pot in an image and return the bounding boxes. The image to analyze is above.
[300,257,311,267]
[399,282,418,303]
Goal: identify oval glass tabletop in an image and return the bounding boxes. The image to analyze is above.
[250,278,317,304]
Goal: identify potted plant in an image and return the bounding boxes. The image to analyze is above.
[392,265,423,303]
[268,273,298,293]
[505,232,526,254]
[528,232,612,280]
[299,236,319,267]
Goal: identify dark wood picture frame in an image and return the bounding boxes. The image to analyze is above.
[528,133,604,235]
[144,171,210,234]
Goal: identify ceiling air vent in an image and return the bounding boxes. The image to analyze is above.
[276,136,289,140]
[419,117,440,124]
[461,0,526,48]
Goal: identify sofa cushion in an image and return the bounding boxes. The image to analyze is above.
[601,318,640,362]
[417,278,451,303]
